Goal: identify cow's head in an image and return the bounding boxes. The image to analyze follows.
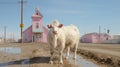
[47,24,63,35]
[47,20,63,35]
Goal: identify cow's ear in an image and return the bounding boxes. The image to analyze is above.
[47,24,53,28]
[58,24,63,28]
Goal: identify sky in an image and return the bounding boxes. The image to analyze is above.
[0,0,120,39]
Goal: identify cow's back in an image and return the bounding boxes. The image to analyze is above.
[63,25,80,47]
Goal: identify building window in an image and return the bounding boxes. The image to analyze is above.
[36,23,39,28]
[36,13,38,15]
[36,34,41,38]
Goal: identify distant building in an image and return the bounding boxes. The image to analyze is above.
[113,35,120,39]
[22,7,48,43]
[0,37,2,42]
[81,32,112,43]
[0,37,3,43]
[103,35,120,44]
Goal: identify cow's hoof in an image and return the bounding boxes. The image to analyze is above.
[73,57,77,60]
[49,61,53,64]
[59,61,63,64]
[65,56,69,59]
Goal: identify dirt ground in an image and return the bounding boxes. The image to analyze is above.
[77,43,120,67]
[0,42,77,67]
[0,43,120,67]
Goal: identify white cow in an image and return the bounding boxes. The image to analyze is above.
[63,24,80,59]
[47,20,80,64]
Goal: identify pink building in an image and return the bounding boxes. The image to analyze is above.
[81,32,112,43]
[22,7,48,43]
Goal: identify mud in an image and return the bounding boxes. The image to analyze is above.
[65,53,99,67]
[1,43,119,67]
[0,43,77,67]
[77,49,120,67]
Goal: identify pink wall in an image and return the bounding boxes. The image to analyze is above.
[81,34,92,43]
[81,33,112,43]
[41,26,48,42]
[22,7,48,43]
[91,33,99,43]
[32,17,42,30]
[23,26,32,42]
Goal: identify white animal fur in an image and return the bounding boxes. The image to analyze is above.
[47,20,80,64]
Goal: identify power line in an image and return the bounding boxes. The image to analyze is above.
[0,0,27,43]
[0,1,19,4]
[0,1,27,4]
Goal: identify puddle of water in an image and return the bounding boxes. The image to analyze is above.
[64,53,99,67]
[0,47,21,54]
[21,59,30,67]
[0,58,30,67]
[0,47,30,67]
[0,47,99,67]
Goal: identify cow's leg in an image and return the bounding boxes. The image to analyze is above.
[59,42,65,64]
[74,48,77,60]
[73,42,78,60]
[49,48,54,64]
[59,50,63,64]
[66,47,70,59]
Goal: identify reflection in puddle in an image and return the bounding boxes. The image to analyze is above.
[0,47,21,54]
[0,47,99,67]
[21,59,30,67]
[0,59,30,67]
[66,53,99,67]
[0,47,30,67]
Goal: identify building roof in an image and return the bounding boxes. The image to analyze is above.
[33,28,43,33]
[23,25,32,33]
[32,7,43,18]
[82,32,111,37]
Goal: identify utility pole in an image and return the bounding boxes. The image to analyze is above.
[13,33,14,42]
[11,32,14,42]
[20,0,24,43]
[99,25,101,43]
[4,26,6,43]
[106,29,110,40]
